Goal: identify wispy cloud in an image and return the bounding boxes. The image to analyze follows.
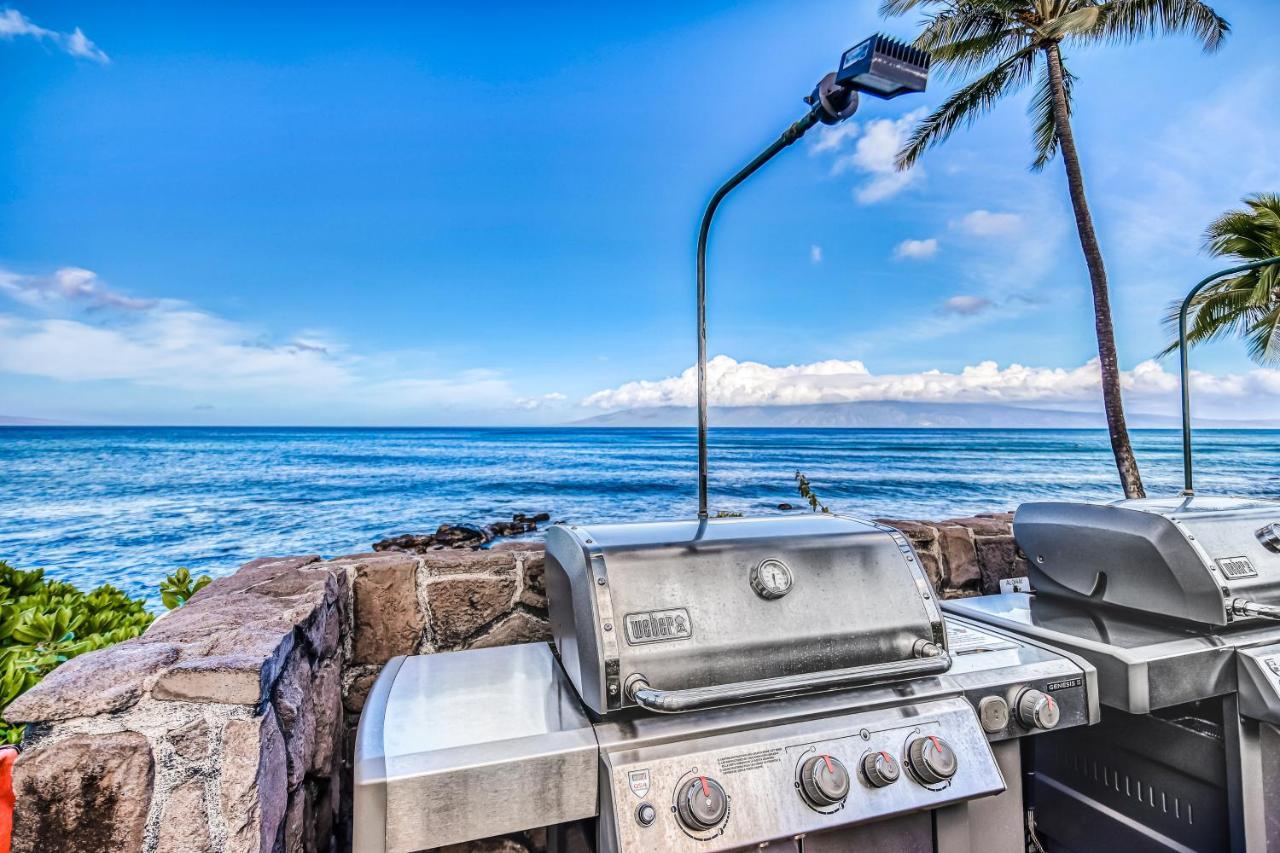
[0,8,109,63]
[514,392,568,411]
[952,210,1023,237]
[941,295,992,316]
[893,238,938,260]
[0,266,516,410]
[582,354,1274,412]
[810,109,927,204]
[0,267,152,311]
[809,244,823,264]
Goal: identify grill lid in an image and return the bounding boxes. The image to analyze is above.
[545,514,947,716]
[1017,496,1280,627]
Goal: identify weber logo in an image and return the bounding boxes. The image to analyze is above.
[1217,556,1259,579]
[1046,677,1082,692]
[624,608,692,645]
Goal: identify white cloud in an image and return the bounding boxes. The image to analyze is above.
[64,27,108,63]
[0,267,153,311]
[808,123,859,154]
[941,295,993,316]
[953,210,1023,236]
[809,244,823,264]
[811,109,927,204]
[893,238,938,260]
[582,354,1274,411]
[0,266,516,409]
[0,9,108,63]
[514,392,568,411]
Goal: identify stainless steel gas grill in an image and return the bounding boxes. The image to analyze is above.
[946,495,1280,852]
[355,513,1097,853]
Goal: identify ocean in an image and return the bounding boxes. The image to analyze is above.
[1,426,1277,605]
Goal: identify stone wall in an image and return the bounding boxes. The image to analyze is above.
[1,514,1025,853]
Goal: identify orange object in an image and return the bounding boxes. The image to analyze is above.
[0,745,18,853]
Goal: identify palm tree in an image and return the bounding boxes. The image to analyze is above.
[1163,194,1280,362]
[881,0,1230,499]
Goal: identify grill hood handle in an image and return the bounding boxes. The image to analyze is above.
[624,648,951,714]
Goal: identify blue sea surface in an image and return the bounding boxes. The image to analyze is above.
[1,427,1277,605]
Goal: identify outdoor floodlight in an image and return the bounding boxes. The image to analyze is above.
[835,34,931,100]
[694,35,931,517]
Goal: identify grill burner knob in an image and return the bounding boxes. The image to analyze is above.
[677,776,727,830]
[1016,689,1060,730]
[799,754,850,806]
[907,736,957,785]
[861,751,900,788]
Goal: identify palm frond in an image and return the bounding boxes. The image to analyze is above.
[1089,0,1230,52]
[896,44,1038,170]
[1029,52,1075,171]
[1204,194,1280,259]
[925,27,1032,80]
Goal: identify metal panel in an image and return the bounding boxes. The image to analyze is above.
[942,593,1280,713]
[546,514,944,717]
[598,696,1004,852]
[355,645,600,852]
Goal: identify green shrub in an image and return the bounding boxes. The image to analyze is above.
[159,567,212,610]
[0,561,155,744]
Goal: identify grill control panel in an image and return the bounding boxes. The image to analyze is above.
[600,696,1004,852]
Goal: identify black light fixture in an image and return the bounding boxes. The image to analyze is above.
[694,35,931,518]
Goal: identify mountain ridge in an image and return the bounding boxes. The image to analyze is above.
[572,401,1279,429]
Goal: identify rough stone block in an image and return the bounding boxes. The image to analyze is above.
[311,656,343,777]
[940,514,1013,537]
[12,731,154,853]
[221,708,288,853]
[976,536,1029,594]
[154,652,288,706]
[876,520,939,545]
[4,642,181,723]
[156,778,214,853]
[169,714,212,762]
[352,554,424,665]
[418,549,518,578]
[915,549,943,591]
[343,668,378,716]
[467,610,551,649]
[425,574,518,649]
[517,551,547,610]
[272,651,317,790]
[939,525,981,589]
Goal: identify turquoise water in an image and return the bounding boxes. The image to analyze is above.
[1,427,1276,604]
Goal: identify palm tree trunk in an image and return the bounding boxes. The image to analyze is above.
[1044,42,1145,498]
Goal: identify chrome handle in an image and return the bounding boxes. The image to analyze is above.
[625,652,952,714]
[1231,599,1280,621]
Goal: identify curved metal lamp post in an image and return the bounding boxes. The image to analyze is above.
[694,35,931,518]
[1178,255,1280,495]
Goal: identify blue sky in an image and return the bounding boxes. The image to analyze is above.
[1,1,1278,425]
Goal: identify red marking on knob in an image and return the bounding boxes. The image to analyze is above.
[699,776,710,798]
[929,736,942,754]
[879,751,893,764]
[822,754,835,775]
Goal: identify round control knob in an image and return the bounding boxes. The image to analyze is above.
[1017,689,1060,730]
[978,695,1011,734]
[799,754,850,807]
[861,751,900,788]
[677,776,727,830]
[907,736,958,785]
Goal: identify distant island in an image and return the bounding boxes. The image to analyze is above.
[574,401,1280,429]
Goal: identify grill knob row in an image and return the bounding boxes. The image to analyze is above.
[676,776,727,831]
[906,735,958,785]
